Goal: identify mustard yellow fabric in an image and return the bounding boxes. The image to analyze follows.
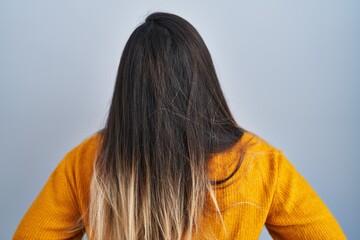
[13,131,346,239]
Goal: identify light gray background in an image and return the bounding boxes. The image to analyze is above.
[1,1,359,239]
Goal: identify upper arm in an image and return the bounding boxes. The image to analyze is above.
[13,147,85,240]
[265,151,346,239]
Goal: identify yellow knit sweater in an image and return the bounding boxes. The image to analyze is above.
[13,131,346,239]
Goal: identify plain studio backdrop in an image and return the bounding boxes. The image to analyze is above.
[1,1,359,239]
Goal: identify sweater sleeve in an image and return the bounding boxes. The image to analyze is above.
[265,151,346,239]
[13,146,85,240]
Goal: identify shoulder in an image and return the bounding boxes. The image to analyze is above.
[66,130,103,176]
[238,131,287,193]
[60,131,103,171]
[208,131,284,185]
[54,131,103,188]
[57,131,103,213]
[241,130,282,156]
[206,131,286,220]
[66,131,103,158]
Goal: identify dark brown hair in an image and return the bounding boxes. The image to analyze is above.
[89,12,248,240]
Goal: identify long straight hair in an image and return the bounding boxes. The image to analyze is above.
[89,12,250,240]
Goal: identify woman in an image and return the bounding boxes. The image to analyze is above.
[13,12,346,240]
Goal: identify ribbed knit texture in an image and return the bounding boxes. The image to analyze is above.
[13,132,346,239]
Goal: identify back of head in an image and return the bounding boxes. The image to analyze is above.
[89,12,246,240]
